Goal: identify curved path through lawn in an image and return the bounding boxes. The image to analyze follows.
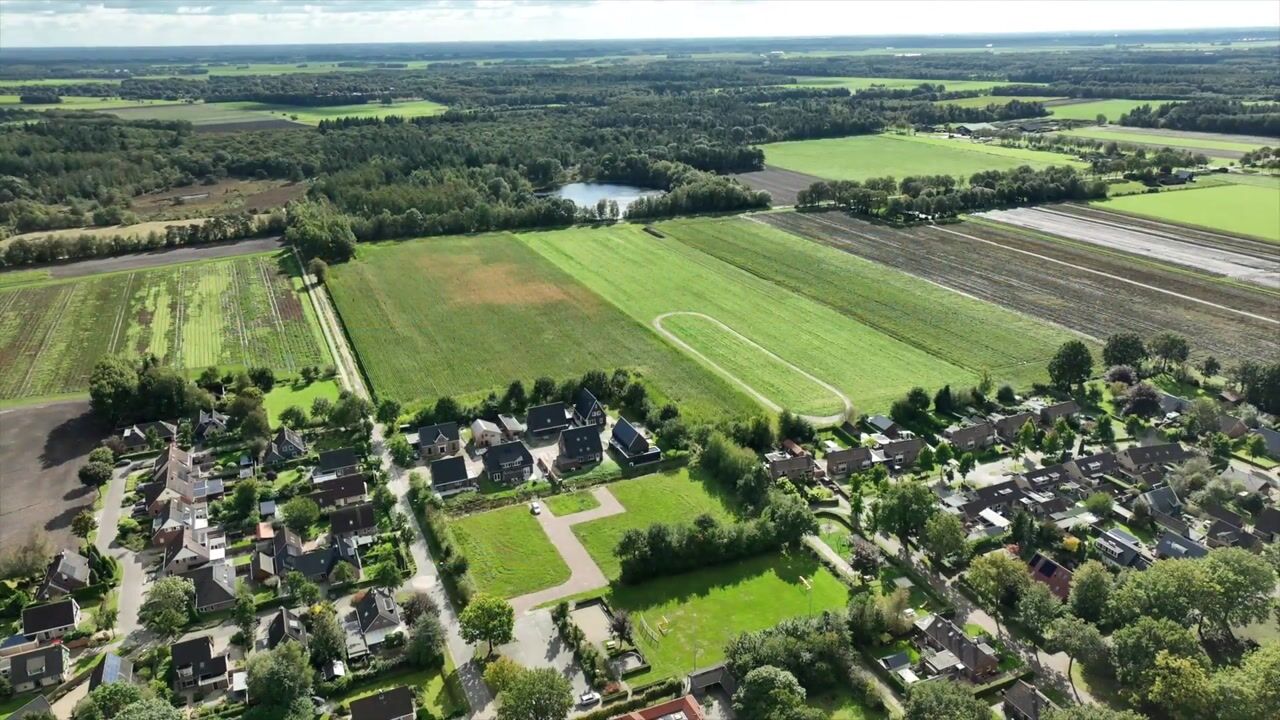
[651,311,852,426]
[509,486,626,615]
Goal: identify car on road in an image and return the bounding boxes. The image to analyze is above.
[530,501,541,515]
[578,691,601,706]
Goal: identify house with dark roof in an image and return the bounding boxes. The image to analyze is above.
[37,549,91,599]
[1027,553,1072,601]
[429,456,476,497]
[865,415,900,438]
[1118,443,1195,475]
[178,562,236,613]
[21,598,80,641]
[305,473,368,509]
[354,588,403,648]
[162,527,219,575]
[1065,452,1120,483]
[119,420,178,452]
[350,686,416,720]
[1004,679,1055,720]
[1154,530,1208,560]
[610,417,662,467]
[573,387,606,428]
[557,425,603,470]
[765,449,816,483]
[1021,464,1070,493]
[193,409,229,442]
[318,448,360,477]
[470,418,503,448]
[263,426,307,465]
[267,607,308,649]
[1250,427,1280,460]
[482,441,535,484]
[1040,400,1079,428]
[331,503,379,542]
[257,528,338,582]
[1096,529,1148,569]
[944,421,995,452]
[171,636,229,692]
[825,446,877,478]
[417,422,461,459]
[993,412,1037,443]
[7,696,53,720]
[1203,503,1244,530]
[1216,415,1248,440]
[881,437,924,470]
[1253,506,1280,543]
[525,402,570,439]
[8,645,69,693]
[1139,486,1182,517]
[89,652,134,690]
[916,615,998,681]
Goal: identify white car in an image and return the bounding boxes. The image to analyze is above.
[530,501,541,515]
[578,691,601,706]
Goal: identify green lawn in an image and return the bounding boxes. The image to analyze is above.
[1058,126,1269,154]
[450,505,570,598]
[760,133,1082,182]
[604,553,850,683]
[264,379,340,426]
[522,221,989,415]
[806,687,889,720]
[665,217,1069,389]
[0,94,157,110]
[326,232,757,423]
[332,657,466,718]
[1093,184,1280,242]
[544,491,600,516]
[1046,98,1168,122]
[784,76,1021,93]
[222,98,447,124]
[102,102,294,126]
[572,467,741,582]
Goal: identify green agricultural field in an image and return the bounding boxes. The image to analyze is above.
[605,553,849,683]
[572,468,741,581]
[325,232,757,422]
[449,504,570,599]
[1045,98,1165,122]
[1093,184,1280,242]
[1056,126,1269,154]
[938,95,1063,108]
[101,102,296,126]
[0,95,153,109]
[761,133,1082,182]
[221,99,447,124]
[785,76,1022,93]
[666,218,1069,388]
[0,252,330,402]
[522,221,983,415]
[263,379,340,427]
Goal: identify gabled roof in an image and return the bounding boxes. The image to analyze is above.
[178,562,236,609]
[45,549,90,586]
[306,474,368,507]
[196,408,228,430]
[945,422,993,444]
[8,645,67,686]
[1004,679,1054,720]
[1203,503,1243,529]
[1027,553,1072,600]
[318,447,359,472]
[560,424,602,459]
[1139,486,1182,516]
[350,686,415,720]
[471,418,500,435]
[268,607,308,649]
[526,402,570,434]
[355,588,402,634]
[171,635,214,669]
[1121,443,1194,467]
[1067,452,1119,480]
[272,426,307,452]
[1155,530,1208,559]
[90,652,134,690]
[1041,400,1079,422]
[164,528,211,569]
[574,387,602,419]
[8,695,53,719]
[417,421,460,444]
[429,456,470,489]
[1251,427,1280,457]
[331,502,378,536]
[994,411,1037,438]
[22,598,78,635]
[921,616,997,673]
[1254,506,1280,536]
[612,417,649,454]
[482,440,534,473]
[1097,529,1145,567]
[866,415,897,434]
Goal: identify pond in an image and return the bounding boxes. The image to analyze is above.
[550,182,664,214]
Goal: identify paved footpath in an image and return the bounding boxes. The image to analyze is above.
[509,486,625,615]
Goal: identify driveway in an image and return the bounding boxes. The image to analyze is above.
[509,486,624,615]
[498,609,589,696]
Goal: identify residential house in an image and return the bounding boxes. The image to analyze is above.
[1249,427,1280,459]
[318,448,360,478]
[1040,400,1079,428]
[765,449,816,483]
[1253,506,1280,543]
[1021,464,1070,495]
[305,473,369,509]
[825,446,877,478]
[151,500,209,547]
[354,588,403,648]
[263,426,308,465]
[255,528,337,582]
[617,695,705,720]
[497,414,524,440]
[1117,443,1195,475]
[557,425,603,470]
[417,422,461,459]
[993,411,1037,444]
[119,420,178,452]
[865,415,900,438]
[178,562,237,613]
[482,441,535,484]
[1205,518,1262,551]
[1217,415,1249,440]
[163,527,223,575]
[8,645,69,693]
[193,409,229,443]
[470,418,503,448]
[350,686,416,720]
[171,636,230,692]
[960,480,1029,522]
[21,598,80,641]
[1154,530,1209,560]
[37,549,91,599]
[1065,452,1120,484]
[916,615,998,680]
[331,502,379,551]
[944,421,995,452]
[881,436,924,470]
[1220,466,1274,500]
[610,417,662,467]
[1096,529,1149,569]
[1027,553,1072,601]
[1138,486,1183,517]
[1157,392,1192,417]
[1004,679,1055,720]
[267,607,308,649]
[89,652,133,691]
[429,456,476,497]
[573,387,606,428]
[525,402,570,439]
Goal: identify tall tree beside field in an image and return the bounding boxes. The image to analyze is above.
[1102,333,1148,369]
[874,480,936,550]
[286,199,356,263]
[922,512,966,567]
[1149,333,1190,371]
[1049,340,1093,393]
[89,356,140,425]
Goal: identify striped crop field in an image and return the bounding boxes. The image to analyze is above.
[0,252,330,402]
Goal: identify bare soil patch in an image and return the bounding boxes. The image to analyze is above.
[431,255,578,308]
[24,236,283,279]
[192,119,305,133]
[731,166,826,207]
[131,179,305,217]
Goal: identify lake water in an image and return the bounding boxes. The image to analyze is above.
[550,182,665,214]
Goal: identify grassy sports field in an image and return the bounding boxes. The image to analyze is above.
[1056,126,1270,154]
[784,76,1021,93]
[1092,184,1280,242]
[1044,98,1162,122]
[449,504,570,599]
[572,468,742,581]
[604,553,849,683]
[0,252,330,402]
[760,133,1082,182]
[521,221,984,414]
[666,218,1069,388]
[325,232,758,421]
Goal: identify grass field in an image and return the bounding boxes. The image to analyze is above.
[102,102,295,126]
[807,688,889,720]
[785,76,1022,93]
[0,94,153,109]
[522,221,988,414]
[1057,126,1270,154]
[330,656,466,718]
[761,133,1082,182]
[667,217,1069,388]
[3,218,211,246]
[605,553,849,683]
[939,95,1063,108]
[0,252,330,402]
[220,99,447,124]
[544,490,601,516]
[1046,98,1164,121]
[450,504,570,598]
[1092,184,1280,242]
[326,232,757,422]
[263,379,340,426]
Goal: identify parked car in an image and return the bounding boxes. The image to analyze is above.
[578,691,601,706]
[530,501,541,515]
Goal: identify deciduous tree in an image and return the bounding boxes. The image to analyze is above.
[460,594,514,656]
[874,480,936,549]
[139,576,195,639]
[904,680,990,720]
[1045,616,1106,703]
[922,512,966,567]
[496,666,572,720]
[1103,333,1147,369]
[279,497,319,538]
[1049,340,1093,392]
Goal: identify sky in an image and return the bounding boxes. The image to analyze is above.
[1,0,1277,48]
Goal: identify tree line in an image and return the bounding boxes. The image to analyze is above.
[1120,98,1280,136]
